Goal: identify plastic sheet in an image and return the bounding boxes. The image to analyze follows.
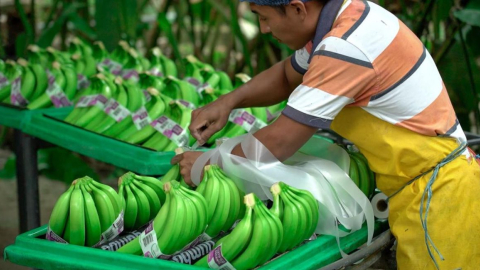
[191,133,374,254]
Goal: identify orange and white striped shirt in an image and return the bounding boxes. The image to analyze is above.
[284,0,467,144]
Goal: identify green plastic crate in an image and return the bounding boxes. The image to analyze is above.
[22,108,176,175]
[3,221,388,270]
[0,103,72,130]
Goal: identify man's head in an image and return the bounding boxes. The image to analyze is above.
[243,0,328,50]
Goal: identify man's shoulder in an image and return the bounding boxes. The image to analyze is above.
[317,0,403,59]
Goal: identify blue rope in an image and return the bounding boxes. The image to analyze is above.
[388,142,467,270]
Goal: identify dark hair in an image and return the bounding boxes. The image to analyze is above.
[274,0,329,15]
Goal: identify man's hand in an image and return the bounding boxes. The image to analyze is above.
[189,95,234,146]
[171,151,205,187]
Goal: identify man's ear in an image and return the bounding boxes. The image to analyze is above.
[289,0,308,20]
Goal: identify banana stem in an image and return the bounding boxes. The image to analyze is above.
[244,193,256,208]
[270,183,281,196]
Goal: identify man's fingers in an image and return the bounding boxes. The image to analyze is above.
[170,153,183,165]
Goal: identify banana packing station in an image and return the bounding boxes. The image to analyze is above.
[1,0,480,269]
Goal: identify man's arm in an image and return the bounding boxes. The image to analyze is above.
[232,114,317,162]
[190,56,303,145]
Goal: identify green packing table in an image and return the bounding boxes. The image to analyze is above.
[4,220,389,270]
[22,107,176,176]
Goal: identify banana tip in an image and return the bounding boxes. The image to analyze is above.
[174,148,184,155]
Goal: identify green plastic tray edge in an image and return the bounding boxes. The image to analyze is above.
[4,225,203,270]
[260,220,389,269]
[23,111,175,175]
[5,221,388,270]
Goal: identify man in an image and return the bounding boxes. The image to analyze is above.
[172,0,480,269]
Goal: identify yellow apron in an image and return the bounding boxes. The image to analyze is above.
[331,106,480,270]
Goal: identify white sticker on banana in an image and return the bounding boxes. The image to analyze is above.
[75,94,108,109]
[10,77,28,106]
[77,74,90,90]
[104,98,131,122]
[139,221,163,258]
[101,210,124,242]
[150,116,190,147]
[149,68,164,77]
[207,244,236,270]
[177,99,197,110]
[228,109,267,132]
[0,72,9,89]
[132,106,152,130]
[46,71,73,108]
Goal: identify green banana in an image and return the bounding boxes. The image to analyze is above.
[80,183,102,247]
[48,185,74,237]
[69,183,86,246]
[194,198,254,268]
[123,184,139,231]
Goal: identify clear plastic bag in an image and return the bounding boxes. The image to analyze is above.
[191,133,374,254]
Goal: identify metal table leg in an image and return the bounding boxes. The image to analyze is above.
[14,129,40,233]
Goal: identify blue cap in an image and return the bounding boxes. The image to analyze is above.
[240,0,310,6]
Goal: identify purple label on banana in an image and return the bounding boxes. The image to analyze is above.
[10,77,28,106]
[122,69,139,81]
[178,99,196,110]
[132,107,149,121]
[46,227,68,244]
[142,90,152,102]
[0,73,8,87]
[207,245,235,270]
[51,95,73,108]
[185,77,201,87]
[77,74,90,89]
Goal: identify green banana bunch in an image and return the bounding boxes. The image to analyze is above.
[142,100,194,152]
[194,194,255,268]
[185,55,215,72]
[163,76,200,108]
[216,70,233,92]
[0,59,5,72]
[195,165,244,238]
[47,176,122,247]
[101,79,146,137]
[92,41,109,63]
[138,72,166,95]
[270,182,319,253]
[26,45,49,67]
[25,46,49,102]
[110,41,131,66]
[234,73,251,88]
[118,172,163,231]
[27,61,69,109]
[347,150,375,199]
[184,56,205,86]
[116,88,168,144]
[148,47,165,77]
[121,48,145,81]
[46,47,74,69]
[84,76,126,132]
[12,59,37,106]
[198,192,282,270]
[0,60,22,102]
[64,73,113,125]
[117,181,207,256]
